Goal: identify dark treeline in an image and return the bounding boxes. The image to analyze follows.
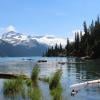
[45,16,100,59]
[44,43,66,57]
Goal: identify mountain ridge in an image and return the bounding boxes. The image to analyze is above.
[1,31,66,47]
[0,31,66,56]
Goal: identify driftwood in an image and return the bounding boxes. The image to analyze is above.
[0,72,28,79]
[58,61,85,65]
[37,60,47,63]
[66,62,85,64]
[58,62,66,65]
[70,79,100,90]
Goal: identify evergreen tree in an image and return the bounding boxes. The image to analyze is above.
[65,38,70,56]
[59,43,62,51]
[44,16,100,58]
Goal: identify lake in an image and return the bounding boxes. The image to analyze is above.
[0,57,100,100]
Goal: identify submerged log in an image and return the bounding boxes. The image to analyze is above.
[0,72,28,79]
[81,56,91,60]
[66,62,85,64]
[58,61,85,65]
[58,62,66,65]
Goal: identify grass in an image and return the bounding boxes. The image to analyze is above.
[3,77,42,100]
[51,84,62,100]
[3,65,42,99]
[3,65,63,100]
[49,69,62,90]
[28,86,42,100]
[31,64,40,81]
[49,69,63,100]
[3,76,24,97]
[25,79,33,87]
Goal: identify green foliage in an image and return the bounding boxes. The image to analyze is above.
[49,69,62,90]
[66,16,100,58]
[3,77,24,96]
[3,65,42,100]
[49,69,63,100]
[25,79,33,87]
[65,38,70,56]
[44,16,100,58]
[31,64,40,81]
[28,86,42,100]
[92,41,100,58]
[50,84,62,100]
[45,44,65,57]
[3,66,64,100]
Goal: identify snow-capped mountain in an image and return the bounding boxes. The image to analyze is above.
[2,31,41,47]
[32,35,66,47]
[1,31,66,47]
[0,31,66,56]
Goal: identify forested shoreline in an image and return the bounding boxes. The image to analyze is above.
[45,17,100,59]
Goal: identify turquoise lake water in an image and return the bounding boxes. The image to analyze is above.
[0,57,100,100]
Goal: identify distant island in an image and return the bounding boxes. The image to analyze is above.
[45,16,100,59]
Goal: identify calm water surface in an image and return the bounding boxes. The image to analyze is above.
[0,57,100,100]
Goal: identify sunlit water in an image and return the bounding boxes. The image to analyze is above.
[0,57,100,100]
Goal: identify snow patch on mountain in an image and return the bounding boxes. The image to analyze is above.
[32,35,66,47]
[1,31,66,47]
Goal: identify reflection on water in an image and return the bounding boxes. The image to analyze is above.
[0,57,100,100]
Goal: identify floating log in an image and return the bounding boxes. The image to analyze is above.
[66,62,85,64]
[70,79,100,90]
[22,58,33,61]
[58,62,66,65]
[0,72,28,79]
[37,60,47,63]
[81,56,91,60]
[58,62,85,65]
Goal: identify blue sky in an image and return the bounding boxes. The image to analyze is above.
[0,0,100,39]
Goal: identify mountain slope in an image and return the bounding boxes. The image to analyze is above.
[32,35,66,47]
[2,31,66,47]
[0,39,47,56]
[0,31,66,56]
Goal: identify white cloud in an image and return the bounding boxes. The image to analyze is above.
[67,29,84,42]
[0,25,17,37]
[5,25,16,32]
